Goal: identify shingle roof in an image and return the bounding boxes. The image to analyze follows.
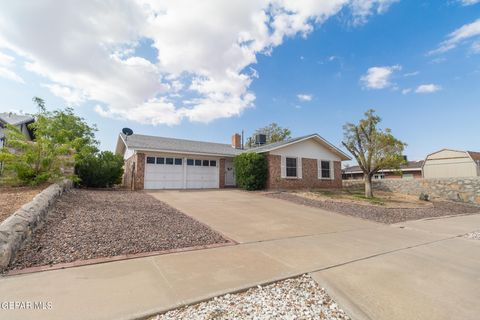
[343,160,424,173]
[120,133,243,156]
[0,113,34,126]
[467,151,480,161]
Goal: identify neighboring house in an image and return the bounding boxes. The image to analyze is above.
[342,160,424,180]
[0,112,35,148]
[115,132,350,190]
[423,149,480,179]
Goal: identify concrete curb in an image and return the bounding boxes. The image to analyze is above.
[0,179,73,270]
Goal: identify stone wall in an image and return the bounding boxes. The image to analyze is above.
[343,177,480,205]
[266,155,342,189]
[0,180,73,270]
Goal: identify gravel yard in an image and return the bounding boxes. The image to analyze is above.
[152,274,350,320]
[267,192,480,224]
[6,189,228,271]
[0,186,44,223]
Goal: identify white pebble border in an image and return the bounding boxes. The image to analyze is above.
[465,231,480,240]
[151,274,350,320]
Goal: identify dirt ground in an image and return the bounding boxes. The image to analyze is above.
[296,188,433,208]
[6,189,229,272]
[0,186,44,222]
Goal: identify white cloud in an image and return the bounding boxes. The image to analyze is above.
[42,83,86,105]
[415,84,441,93]
[0,51,24,83]
[430,19,480,55]
[401,88,411,94]
[0,0,397,125]
[458,0,480,5]
[297,93,313,101]
[0,66,24,83]
[360,65,401,89]
[403,71,419,77]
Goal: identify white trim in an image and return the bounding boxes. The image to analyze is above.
[280,156,286,178]
[297,157,302,179]
[318,159,334,180]
[257,134,351,160]
[284,156,300,178]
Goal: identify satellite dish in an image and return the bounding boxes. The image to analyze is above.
[122,128,133,141]
[122,128,133,136]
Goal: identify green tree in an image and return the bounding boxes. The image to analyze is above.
[0,98,98,185]
[76,151,124,188]
[233,152,268,190]
[247,123,291,147]
[342,109,406,198]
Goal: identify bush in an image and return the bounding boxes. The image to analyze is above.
[76,151,124,188]
[233,152,267,190]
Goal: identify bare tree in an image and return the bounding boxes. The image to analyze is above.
[342,109,406,198]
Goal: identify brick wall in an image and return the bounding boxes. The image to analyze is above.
[219,158,225,188]
[266,154,342,189]
[123,153,145,190]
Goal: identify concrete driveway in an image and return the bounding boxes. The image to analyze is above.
[147,189,379,243]
[0,190,479,320]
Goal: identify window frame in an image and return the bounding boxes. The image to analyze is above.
[165,157,174,165]
[146,156,155,164]
[202,160,210,167]
[209,160,217,167]
[194,159,202,166]
[174,158,182,165]
[285,157,297,178]
[320,160,331,179]
[187,159,194,166]
[156,157,165,165]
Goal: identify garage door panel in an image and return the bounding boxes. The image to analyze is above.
[144,158,219,189]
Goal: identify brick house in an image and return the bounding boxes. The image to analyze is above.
[115,133,351,190]
[342,160,424,180]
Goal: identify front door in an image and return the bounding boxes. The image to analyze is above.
[224,159,236,186]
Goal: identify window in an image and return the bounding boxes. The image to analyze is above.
[156,157,164,164]
[210,160,217,167]
[174,158,182,165]
[202,160,209,166]
[286,157,297,177]
[402,173,413,180]
[146,156,155,164]
[195,159,202,166]
[321,161,331,179]
[187,159,194,166]
[374,174,385,180]
[165,157,174,165]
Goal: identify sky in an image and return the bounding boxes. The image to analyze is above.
[0,0,479,165]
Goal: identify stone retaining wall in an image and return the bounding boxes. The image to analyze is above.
[0,180,73,270]
[343,177,480,205]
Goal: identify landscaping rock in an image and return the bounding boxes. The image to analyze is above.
[267,192,480,224]
[5,189,228,272]
[152,274,350,320]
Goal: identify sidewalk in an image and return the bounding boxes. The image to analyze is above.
[1,213,478,320]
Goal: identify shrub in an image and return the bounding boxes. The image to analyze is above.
[76,151,124,188]
[233,152,267,190]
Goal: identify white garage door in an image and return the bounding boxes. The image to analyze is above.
[144,156,219,189]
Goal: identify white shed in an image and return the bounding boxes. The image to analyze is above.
[423,149,480,179]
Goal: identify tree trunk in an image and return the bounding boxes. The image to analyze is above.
[364,174,373,198]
